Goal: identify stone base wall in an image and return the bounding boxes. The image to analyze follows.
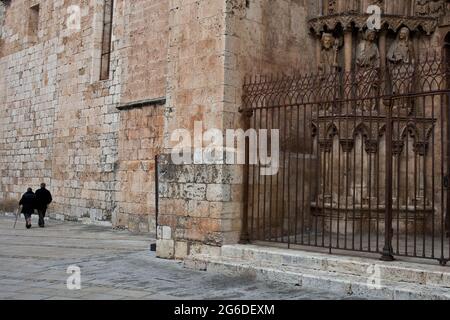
[156,153,243,259]
[0,0,320,242]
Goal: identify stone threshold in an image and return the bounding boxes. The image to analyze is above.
[184,244,450,300]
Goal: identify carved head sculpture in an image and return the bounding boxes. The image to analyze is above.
[364,29,377,42]
[388,26,414,66]
[321,33,334,50]
[398,27,410,41]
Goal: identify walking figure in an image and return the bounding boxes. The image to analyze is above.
[35,183,52,228]
[19,188,36,229]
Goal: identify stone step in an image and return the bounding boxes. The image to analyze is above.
[220,245,450,288]
[185,253,450,300]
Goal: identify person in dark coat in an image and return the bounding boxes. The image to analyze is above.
[35,183,52,228]
[19,188,36,229]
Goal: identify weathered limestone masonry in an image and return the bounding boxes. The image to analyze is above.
[0,0,314,258]
[0,2,5,41]
[156,0,314,259]
[113,0,168,233]
[0,0,168,232]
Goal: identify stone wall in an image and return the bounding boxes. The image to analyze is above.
[1,0,317,250]
[120,0,168,104]
[0,2,5,44]
[116,103,164,233]
[157,154,243,259]
[0,0,58,213]
[0,0,169,229]
[155,0,315,259]
[156,0,230,258]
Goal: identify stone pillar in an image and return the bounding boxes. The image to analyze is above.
[316,34,322,71]
[379,29,387,70]
[365,140,379,205]
[340,139,355,205]
[318,139,333,204]
[0,1,6,40]
[344,29,353,73]
[413,142,429,206]
[392,141,405,205]
[157,0,242,260]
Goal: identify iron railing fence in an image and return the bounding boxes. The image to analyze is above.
[241,54,450,265]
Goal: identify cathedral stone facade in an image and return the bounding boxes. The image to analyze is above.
[1,0,450,260]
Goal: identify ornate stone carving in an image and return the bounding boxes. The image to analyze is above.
[340,139,355,152]
[318,33,340,74]
[388,27,415,113]
[327,0,337,14]
[429,0,445,17]
[365,140,379,154]
[415,0,445,17]
[388,27,415,66]
[356,30,380,69]
[356,29,380,112]
[414,141,429,156]
[309,14,439,35]
[416,0,430,16]
[371,0,385,9]
[392,141,406,155]
[319,139,333,152]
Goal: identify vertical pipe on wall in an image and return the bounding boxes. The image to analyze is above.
[344,29,353,73]
[381,97,395,261]
[151,154,159,252]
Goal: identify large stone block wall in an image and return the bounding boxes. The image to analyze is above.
[0,0,60,212]
[120,0,168,103]
[116,104,165,233]
[157,0,236,258]
[49,0,120,224]
[0,0,315,246]
[0,0,169,228]
[157,154,243,259]
[156,0,314,259]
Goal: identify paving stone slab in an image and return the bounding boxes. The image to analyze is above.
[0,216,380,300]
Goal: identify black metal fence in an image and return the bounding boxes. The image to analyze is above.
[241,55,450,265]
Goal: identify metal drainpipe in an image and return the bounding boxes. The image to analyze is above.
[150,154,159,252]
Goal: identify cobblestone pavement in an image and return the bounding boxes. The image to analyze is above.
[0,215,374,300]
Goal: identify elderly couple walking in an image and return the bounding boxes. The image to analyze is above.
[19,183,53,229]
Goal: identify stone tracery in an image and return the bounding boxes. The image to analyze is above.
[307,0,444,234]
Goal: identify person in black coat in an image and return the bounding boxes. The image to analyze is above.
[19,188,36,229]
[35,183,52,228]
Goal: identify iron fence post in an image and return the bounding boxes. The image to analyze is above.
[381,97,395,261]
[239,107,253,244]
[446,93,450,240]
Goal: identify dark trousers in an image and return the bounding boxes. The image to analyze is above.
[23,212,33,228]
[38,208,47,226]
[446,213,450,238]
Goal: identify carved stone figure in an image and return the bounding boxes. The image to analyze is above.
[416,0,430,15]
[327,0,337,14]
[345,0,358,13]
[356,29,380,69]
[429,0,445,17]
[388,27,415,112]
[317,33,341,114]
[388,27,415,66]
[356,29,380,112]
[318,33,340,74]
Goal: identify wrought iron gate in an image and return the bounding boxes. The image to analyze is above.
[241,55,450,265]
